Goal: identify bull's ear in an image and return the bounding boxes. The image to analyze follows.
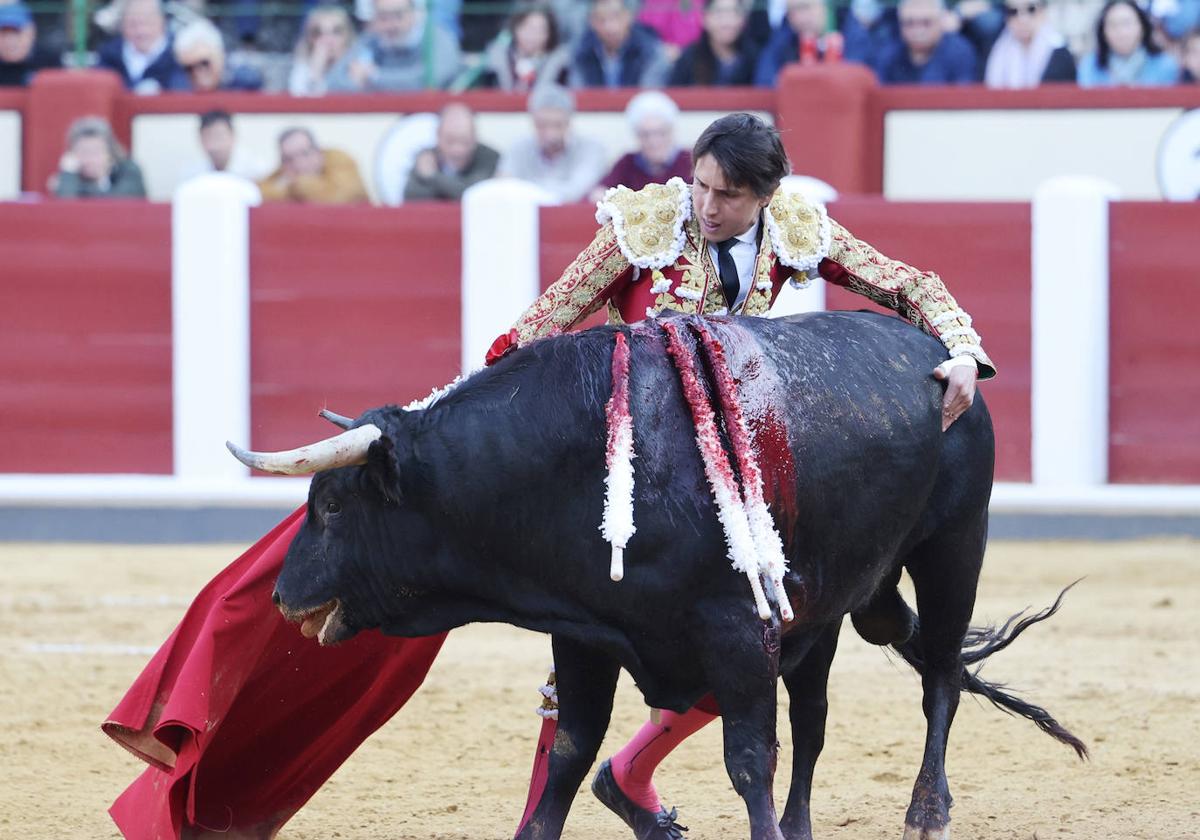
[364,436,403,505]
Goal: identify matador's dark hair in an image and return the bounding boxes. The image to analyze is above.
[692,113,790,198]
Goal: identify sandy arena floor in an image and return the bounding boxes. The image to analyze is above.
[0,538,1198,839]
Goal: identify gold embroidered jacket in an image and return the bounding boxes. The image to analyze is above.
[503,177,994,378]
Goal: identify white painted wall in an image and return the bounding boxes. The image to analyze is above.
[885,108,1182,200]
[131,109,768,202]
[0,111,21,200]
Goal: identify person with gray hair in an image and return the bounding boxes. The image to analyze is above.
[170,17,263,91]
[53,116,147,198]
[498,84,609,203]
[96,0,180,93]
[327,0,462,91]
[876,0,980,83]
[591,90,691,201]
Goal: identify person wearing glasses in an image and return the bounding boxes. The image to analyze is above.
[876,0,979,83]
[984,0,1075,87]
[170,18,263,92]
[288,4,356,96]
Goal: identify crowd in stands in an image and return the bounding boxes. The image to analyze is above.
[3,0,1200,93]
[5,0,1200,203]
[37,85,702,203]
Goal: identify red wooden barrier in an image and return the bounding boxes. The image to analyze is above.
[0,200,172,473]
[1109,202,1200,484]
[248,203,462,455]
[539,199,1033,481]
[825,200,1032,482]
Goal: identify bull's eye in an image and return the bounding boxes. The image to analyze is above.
[325,500,342,515]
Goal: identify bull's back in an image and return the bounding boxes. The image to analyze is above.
[625,312,989,610]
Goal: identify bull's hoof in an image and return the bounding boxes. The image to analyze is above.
[902,824,950,840]
[591,759,688,840]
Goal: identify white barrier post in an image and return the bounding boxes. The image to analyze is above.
[460,179,557,373]
[171,174,261,480]
[1031,176,1119,487]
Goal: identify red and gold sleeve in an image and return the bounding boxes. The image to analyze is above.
[818,218,996,379]
[511,223,635,345]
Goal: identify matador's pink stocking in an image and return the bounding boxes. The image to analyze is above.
[610,705,719,811]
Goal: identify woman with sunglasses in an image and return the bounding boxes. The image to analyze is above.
[288,3,356,96]
[1078,0,1179,86]
[984,0,1075,87]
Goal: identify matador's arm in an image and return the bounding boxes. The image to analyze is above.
[486,224,635,364]
[818,218,996,379]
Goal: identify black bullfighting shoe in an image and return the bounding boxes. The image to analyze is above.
[591,759,688,840]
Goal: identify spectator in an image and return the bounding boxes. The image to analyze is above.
[839,0,902,68]
[258,127,369,204]
[1182,26,1200,81]
[288,5,356,96]
[180,111,271,183]
[96,0,180,93]
[0,2,60,87]
[327,0,462,92]
[480,2,571,92]
[403,103,500,201]
[171,18,263,92]
[985,0,1076,86]
[945,0,1006,58]
[593,90,691,200]
[1161,0,1200,41]
[499,84,608,203]
[53,117,146,199]
[755,0,846,86]
[669,0,762,86]
[638,0,705,60]
[569,0,672,88]
[1077,0,1179,86]
[876,0,979,84]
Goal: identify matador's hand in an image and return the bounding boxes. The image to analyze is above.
[932,362,977,431]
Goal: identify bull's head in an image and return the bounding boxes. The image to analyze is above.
[227,408,439,645]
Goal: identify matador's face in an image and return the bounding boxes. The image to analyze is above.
[691,153,772,244]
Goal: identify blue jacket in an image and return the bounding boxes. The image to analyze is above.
[569,22,669,88]
[97,36,181,91]
[876,32,978,84]
[1077,50,1180,87]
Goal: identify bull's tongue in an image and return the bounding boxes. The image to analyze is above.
[299,605,333,639]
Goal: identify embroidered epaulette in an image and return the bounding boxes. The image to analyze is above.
[595,177,691,270]
[763,190,831,274]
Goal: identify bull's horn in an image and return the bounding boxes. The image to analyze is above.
[319,409,356,430]
[226,424,383,475]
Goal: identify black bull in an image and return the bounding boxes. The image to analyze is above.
[265,312,1085,840]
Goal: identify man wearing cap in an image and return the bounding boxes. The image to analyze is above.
[0,3,60,87]
[493,112,993,840]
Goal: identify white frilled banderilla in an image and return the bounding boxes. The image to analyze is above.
[599,321,792,623]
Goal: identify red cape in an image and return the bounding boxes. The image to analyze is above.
[103,506,447,839]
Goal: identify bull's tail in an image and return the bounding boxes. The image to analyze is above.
[890,582,1089,761]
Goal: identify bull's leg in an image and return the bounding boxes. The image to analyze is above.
[514,634,620,840]
[777,622,842,840]
[900,517,987,840]
[702,618,785,840]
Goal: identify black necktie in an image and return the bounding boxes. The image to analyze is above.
[716,237,740,309]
